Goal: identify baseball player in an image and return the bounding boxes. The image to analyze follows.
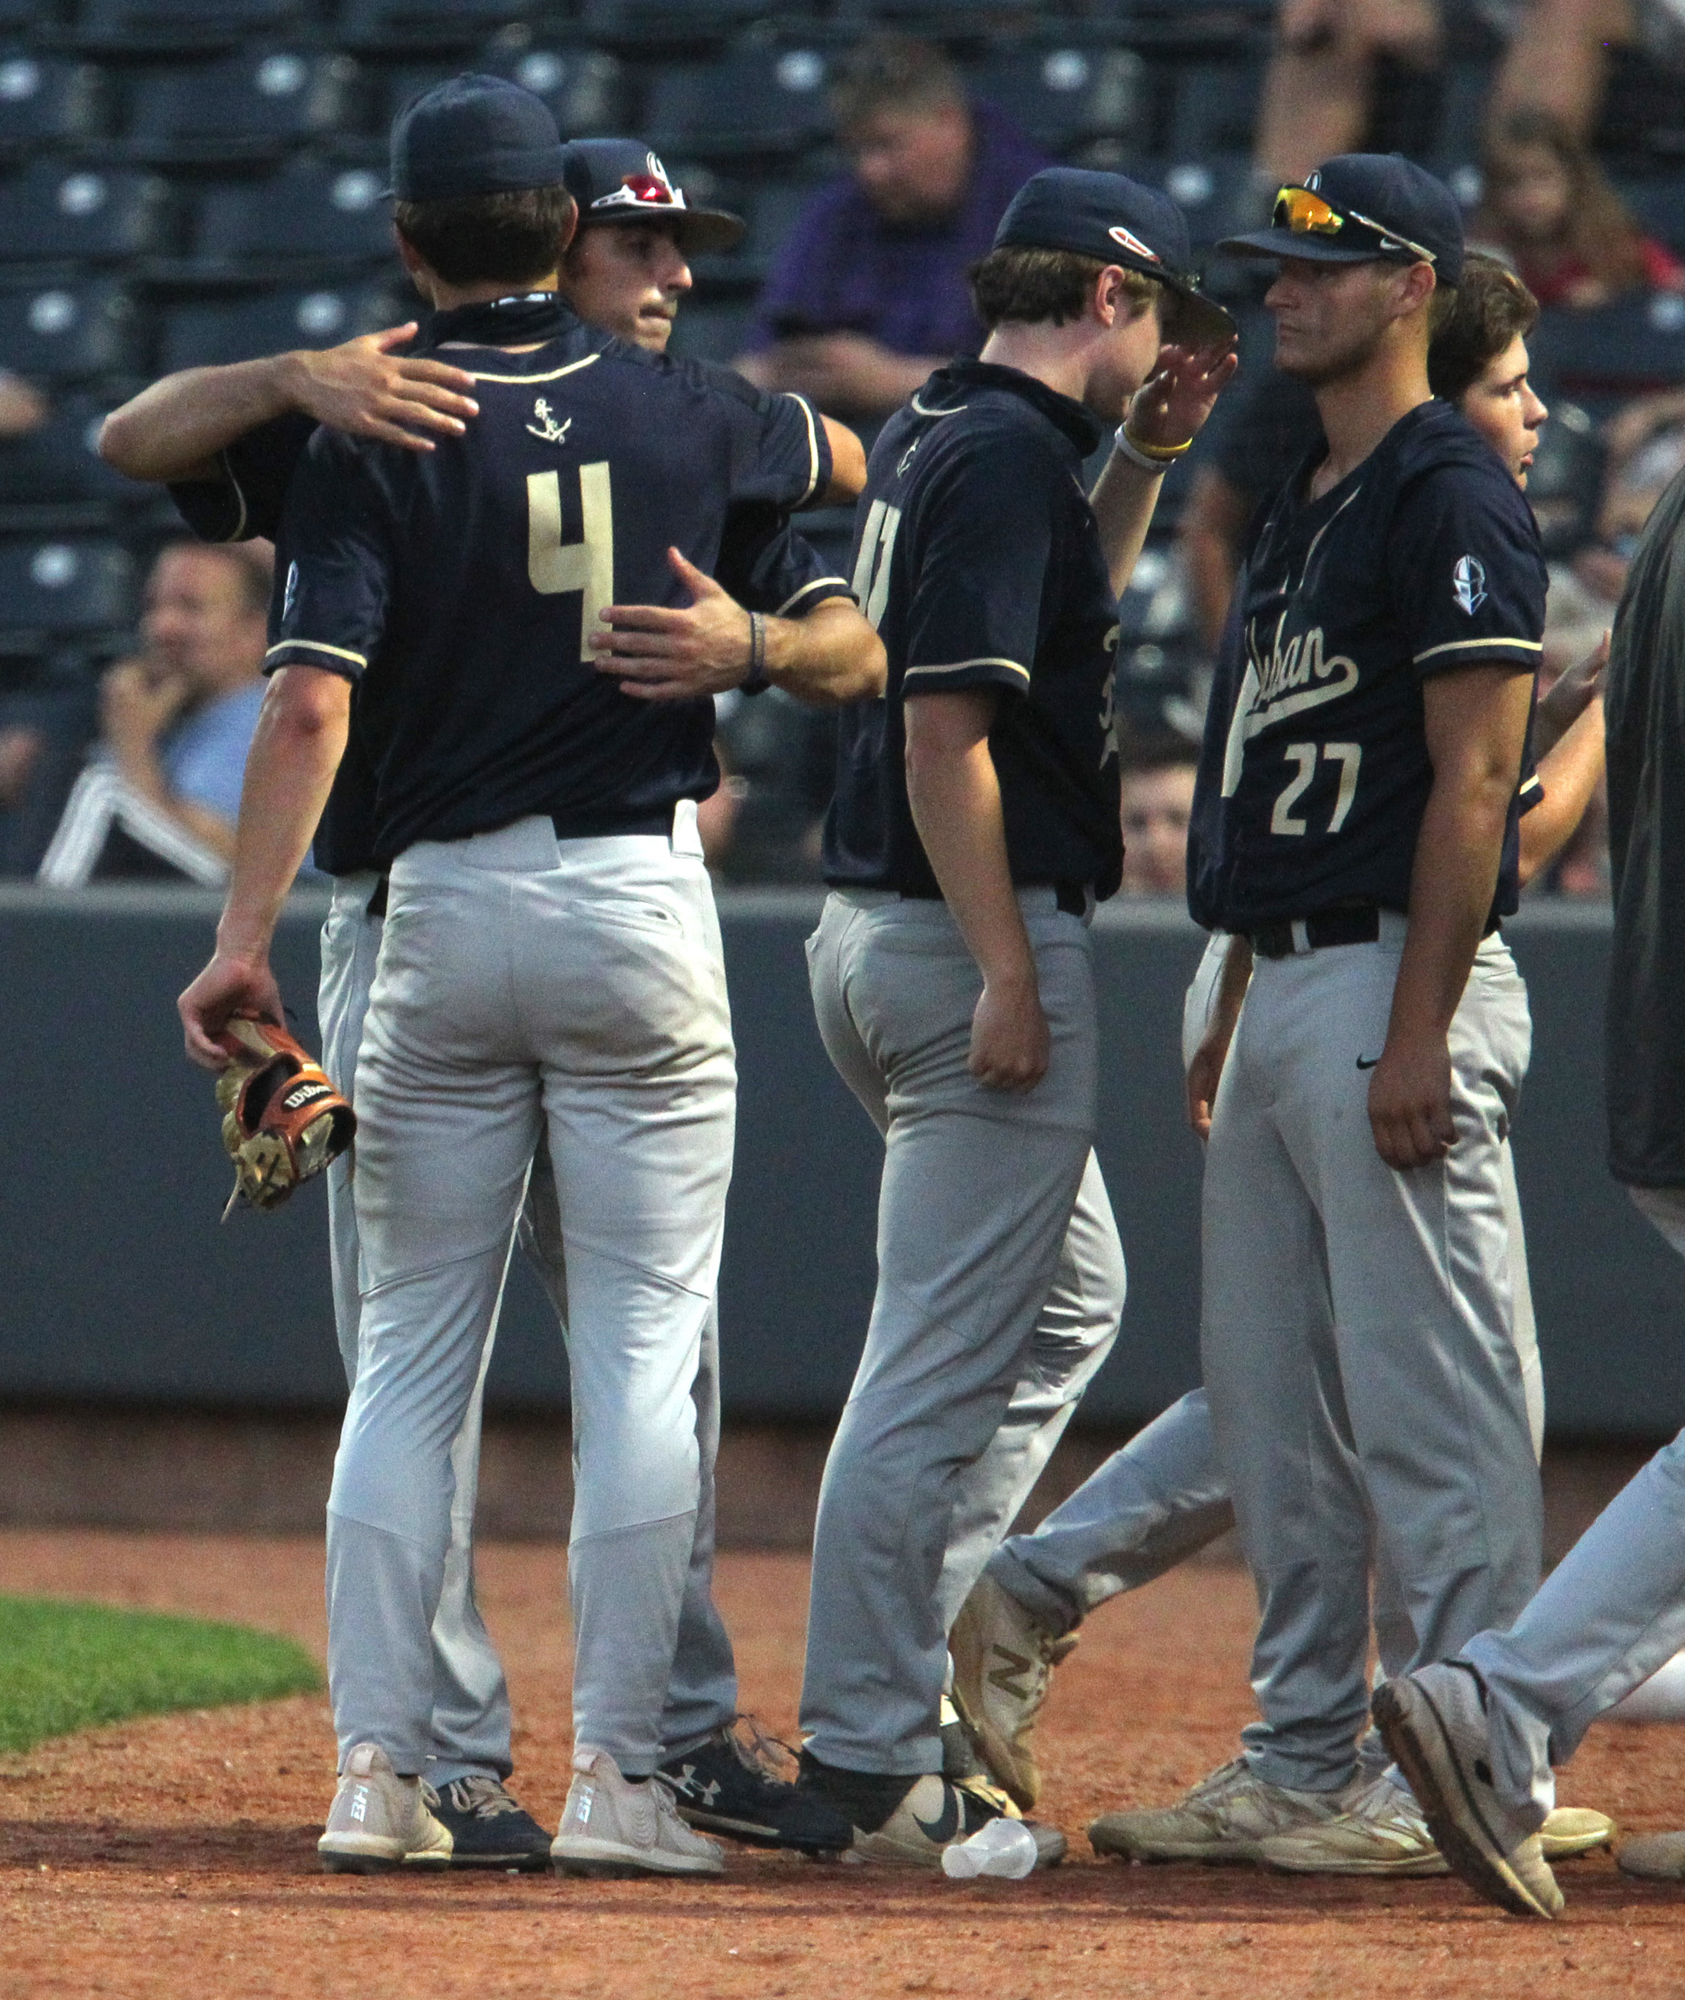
[786,166,1235,1866]
[1372,452,1685,1921]
[952,252,1615,1877]
[175,75,881,1877]
[111,121,868,1865]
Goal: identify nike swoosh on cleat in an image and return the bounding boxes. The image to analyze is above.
[911,1787,961,1845]
[1356,1056,1380,1070]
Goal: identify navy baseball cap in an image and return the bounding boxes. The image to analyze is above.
[1220,153,1465,287]
[388,73,568,205]
[561,139,745,255]
[993,167,1234,342]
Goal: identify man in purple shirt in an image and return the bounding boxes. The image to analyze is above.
[738,36,1049,421]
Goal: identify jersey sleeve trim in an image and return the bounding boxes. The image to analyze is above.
[1414,636,1544,666]
[783,392,823,506]
[218,448,249,543]
[777,575,854,618]
[904,656,1031,688]
[464,353,601,386]
[266,638,367,672]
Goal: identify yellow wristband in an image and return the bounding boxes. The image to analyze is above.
[1121,426,1193,460]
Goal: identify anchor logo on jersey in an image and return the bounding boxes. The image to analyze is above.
[526,397,572,446]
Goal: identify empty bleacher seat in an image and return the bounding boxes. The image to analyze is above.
[157,281,399,373]
[970,45,1146,155]
[75,0,313,53]
[0,58,108,160]
[338,0,533,50]
[1528,294,1685,413]
[1149,156,1258,249]
[123,49,357,164]
[1161,58,1263,162]
[644,46,836,159]
[0,537,135,641]
[0,279,137,380]
[0,162,168,267]
[191,160,393,273]
[482,42,631,140]
[0,394,147,508]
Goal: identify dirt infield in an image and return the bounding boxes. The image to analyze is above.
[3,1530,1685,1999]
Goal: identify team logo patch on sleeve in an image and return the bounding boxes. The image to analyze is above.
[1452,555,1488,615]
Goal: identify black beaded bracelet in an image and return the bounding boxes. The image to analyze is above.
[742,610,770,694]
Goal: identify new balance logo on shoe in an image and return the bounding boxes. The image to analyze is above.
[987,1645,1034,1702]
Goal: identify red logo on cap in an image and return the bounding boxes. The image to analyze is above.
[1108,224,1162,264]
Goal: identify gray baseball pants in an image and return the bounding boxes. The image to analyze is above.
[988,934,1544,1652]
[1463,1183,1685,1827]
[1202,914,1542,1794]
[802,888,1125,1776]
[323,817,736,1778]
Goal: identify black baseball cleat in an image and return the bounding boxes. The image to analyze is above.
[658,1719,853,1856]
[797,1745,1067,1871]
[422,1775,552,1870]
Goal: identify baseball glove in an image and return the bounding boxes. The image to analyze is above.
[214,1013,355,1215]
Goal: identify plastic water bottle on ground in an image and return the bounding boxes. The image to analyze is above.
[940,1817,1039,1880]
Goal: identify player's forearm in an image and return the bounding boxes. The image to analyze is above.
[905,704,1036,995]
[1518,697,1605,886]
[1089,448,1169,598]
[100,356,303,482]
[1389,767,1515,1045]
[764,601,886,706]
[818,417,867,504]
[215,672,347,959]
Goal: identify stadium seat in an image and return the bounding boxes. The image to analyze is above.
[1617,173,1685,258]
[191,160,393,273]
[1524,400,1606,561]
[123,48,357,164]
[1147,155,1258,249]
[664,298,753,366]
[0,58,107,160]
[577,0,778,46]
[643,46,836,159]
[75,0,314,53]
[1528,295,1685,413]
[0,161,168,267]
[377,59,469,131]
[338,0,533,53]
[481,42,631,141]
[0,537,135,640]
[969,44,1147,154]
[156,282,400,374]
[0,394,146,508]
[1162,59,1263,163]
[0,279,138,380]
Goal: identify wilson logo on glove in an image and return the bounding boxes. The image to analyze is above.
[213,1013,356,1216]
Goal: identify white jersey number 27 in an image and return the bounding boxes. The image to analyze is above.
[1270,740,1361,836]
[527,464,614,662]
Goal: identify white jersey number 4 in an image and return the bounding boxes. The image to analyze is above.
[528,463,614,662]
[1270,740,1362,836]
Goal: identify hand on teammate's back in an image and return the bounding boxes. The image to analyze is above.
[1127,342,1239,453]
[593,547,753,700]
[1365,1036,1456,1171]
[290,327,480,453]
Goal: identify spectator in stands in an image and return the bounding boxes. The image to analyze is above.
[38,541,270,883]
[0,370,45,439]
[1118,734,1200,897]
[737,36,1048,421]
[1477,108,1685,309]
[1252,2,1635,194]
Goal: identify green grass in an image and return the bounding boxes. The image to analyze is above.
[0,1596,322,1754]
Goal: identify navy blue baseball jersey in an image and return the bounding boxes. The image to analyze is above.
[823,360,1124,899]
[1192,399,1545,931]
[171,317,839,872]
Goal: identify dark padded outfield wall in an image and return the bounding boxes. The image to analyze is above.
[1,888,1678,1437]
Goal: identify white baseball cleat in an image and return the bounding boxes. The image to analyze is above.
[1542,1805,1615,1859]
[552,1743,726,1878]
[949,1573,1076,1814]
[1372,1662,1563,1919]
[1259,1773,1448,1875]
[317,1742,453,1874]
[1089,1756,1363,1864]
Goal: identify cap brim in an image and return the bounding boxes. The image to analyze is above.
[585,205,746,255]
[1216,228,1388,265]
[1164,280,1236,344]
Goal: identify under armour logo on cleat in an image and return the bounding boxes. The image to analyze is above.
[986,1644,1033,1701]
[526,397,572,445]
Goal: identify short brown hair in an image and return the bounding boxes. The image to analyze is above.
[393,185,574,287]
[1427,252,1538,402]
[970,245,1165,332]
[829,34,964,130]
